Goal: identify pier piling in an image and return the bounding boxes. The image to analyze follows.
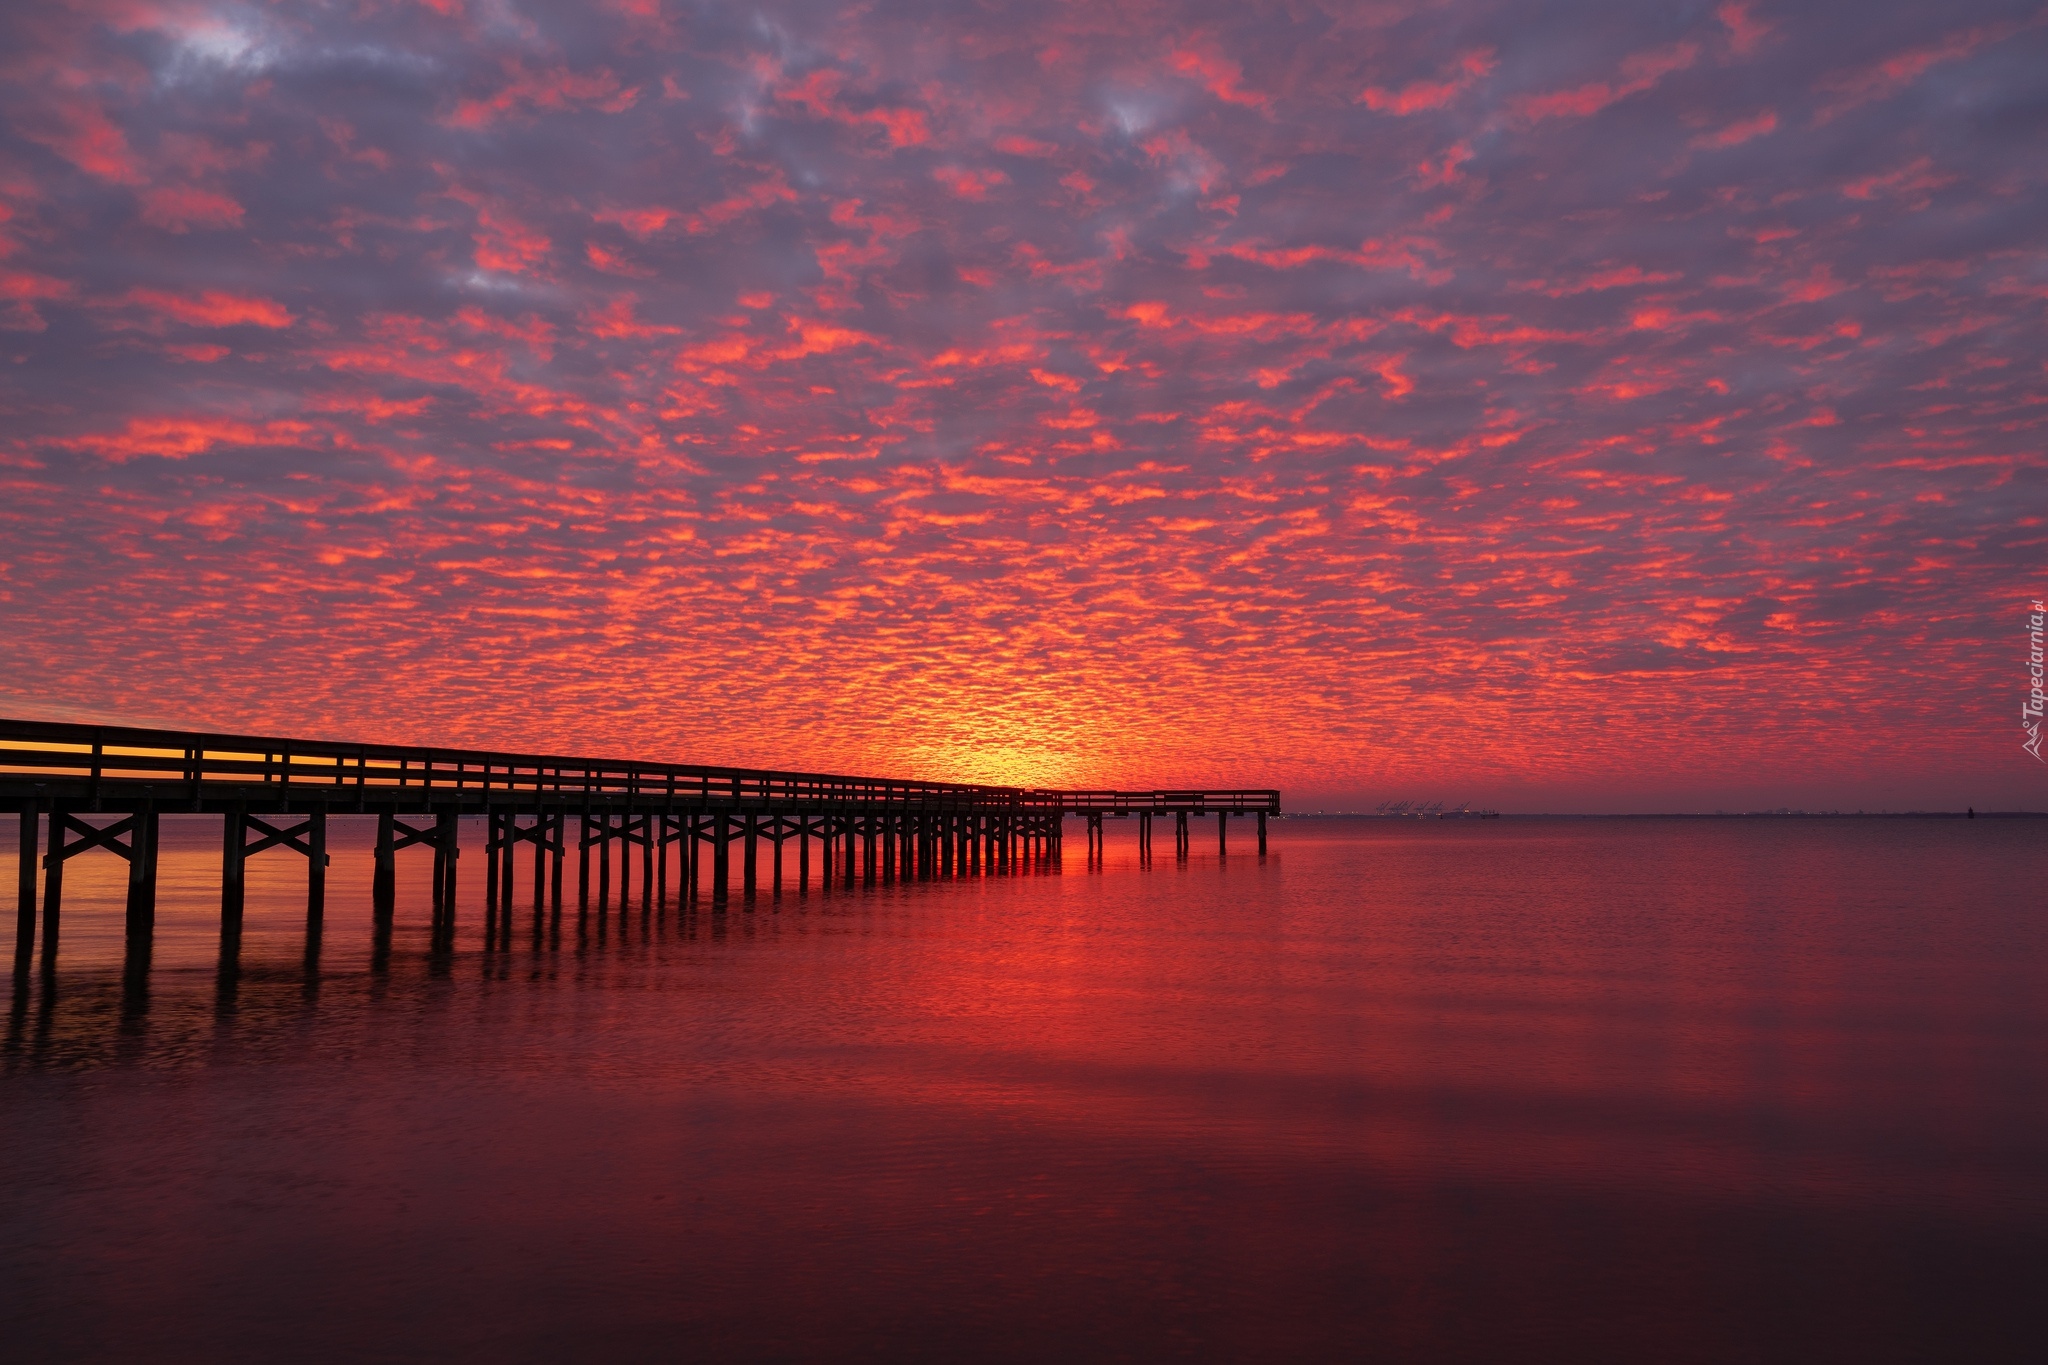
[14,801,36,961]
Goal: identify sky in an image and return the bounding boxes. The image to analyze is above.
[0,0,2043,811]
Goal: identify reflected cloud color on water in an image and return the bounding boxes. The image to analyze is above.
[4,817,2043,1362]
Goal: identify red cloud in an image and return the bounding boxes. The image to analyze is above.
[447,65,639,128]
[1509,42,1698,124]
[933,166,1009,200]
[1360,50,1496,114]
[774,69,930,148]
[119,289,294,328]
[462,201,551,275]
[1689,109,1777,150]
[1717,3,1774,55]
[57,416,316,462]
[1814,17,2037,122]
[1170,47,1271,112]
[20,100,143,184]
[139,185,246,232]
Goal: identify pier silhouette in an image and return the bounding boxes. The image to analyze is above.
[6,719,1277,969]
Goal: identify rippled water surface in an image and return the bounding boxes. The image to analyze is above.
[3,815,2044,1363]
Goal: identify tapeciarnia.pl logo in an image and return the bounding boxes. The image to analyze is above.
[2026,599,2045,762]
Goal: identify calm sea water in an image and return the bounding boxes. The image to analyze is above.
[3,815,2043,1363]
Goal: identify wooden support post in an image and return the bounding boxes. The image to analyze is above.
[618,810,632,909]
[486,811,501,913]
[616,811,629,908]
[1140,813,1150,858]
[575,811,587,909]
[1176,811,1188,858]
[713,812,731,902]
[615,810,629,910]
[657,812,669,906]
[122,802,154,940]
[533,811,546,909]
[500,813,516,915]
[798,815,809,892]
[549,812,564,910]
[573,806,587,911]
[308,809,326,922]
[641,811,654,908]
[41,808,64,968]
[430,812,447,914]
[772,816,784,895]
[1217,811,1227,856]
[863,813,877,885]
[375,810,396,914]
[16,803,37,962]
[598,811,612,912]
[439,807,459,913]
[1258,811,1267,854]
[222,805,246,933]
[744,810,758,898]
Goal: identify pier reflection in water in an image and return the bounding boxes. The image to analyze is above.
[4,816,2045,1364]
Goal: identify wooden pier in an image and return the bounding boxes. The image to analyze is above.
[5,720,1278,967]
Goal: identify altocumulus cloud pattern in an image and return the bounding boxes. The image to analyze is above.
[0,1,2042,809]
